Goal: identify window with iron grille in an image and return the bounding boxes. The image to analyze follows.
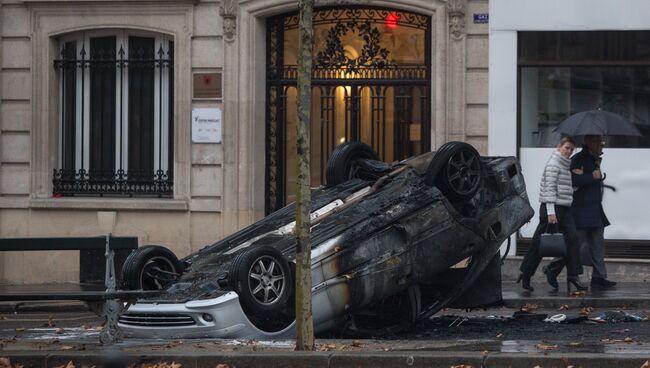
[53,30,174,197]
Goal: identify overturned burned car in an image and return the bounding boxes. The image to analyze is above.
[118,141,534,339]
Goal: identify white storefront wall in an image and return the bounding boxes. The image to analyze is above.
[489,0,650,255]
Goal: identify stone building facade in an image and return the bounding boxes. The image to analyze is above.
[0,0,489,284]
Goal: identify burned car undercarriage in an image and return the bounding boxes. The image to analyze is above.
[118,141,535,339]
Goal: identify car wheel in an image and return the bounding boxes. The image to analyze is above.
[425,141,483,201]
[229,246,293,317]
[121,245,183,290]
[326,141,380,186]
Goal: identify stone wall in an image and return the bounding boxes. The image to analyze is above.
[0,0,491,284]
[465,0,489,155]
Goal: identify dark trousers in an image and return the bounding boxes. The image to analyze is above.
[578,227,607,280]
[520,204,583,277]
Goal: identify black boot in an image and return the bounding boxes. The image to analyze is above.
[542,266,559,289]
[517,273,534,291]
[567,276,588,292]
[591,277,617,288]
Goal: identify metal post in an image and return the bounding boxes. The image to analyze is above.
[100,233,123,343]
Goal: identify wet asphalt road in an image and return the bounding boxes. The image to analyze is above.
[1,307,648,355]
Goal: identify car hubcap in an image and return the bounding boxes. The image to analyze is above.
[447,150,481,194]
[248,256,286,305]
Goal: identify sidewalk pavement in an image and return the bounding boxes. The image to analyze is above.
[1,281,649,367]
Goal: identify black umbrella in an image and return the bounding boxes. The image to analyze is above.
[553,109,642,137]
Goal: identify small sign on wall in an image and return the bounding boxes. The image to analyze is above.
[473,13,489,24]
[192,108,222,143]
[193,72,222,99]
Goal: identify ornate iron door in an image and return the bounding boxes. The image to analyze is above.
[266,7,431,213]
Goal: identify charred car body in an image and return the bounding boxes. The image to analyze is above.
[118,142,534,339]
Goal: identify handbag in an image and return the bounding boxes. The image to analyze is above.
[538,223,567,258]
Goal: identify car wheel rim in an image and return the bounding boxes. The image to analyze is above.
[248,255,286,305]
[446,149,481,195]
[139,256,177,290]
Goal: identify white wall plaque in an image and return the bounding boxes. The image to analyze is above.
[192,108,222,143]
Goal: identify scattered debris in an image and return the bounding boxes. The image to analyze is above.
[592,311,645,323]
[535,343,559,351]
[0,358,11,368]
[215,364,230,368]
[568,341,583,347]
[559,304,570,311]
[570,291,586,297]
[624,337,634,343]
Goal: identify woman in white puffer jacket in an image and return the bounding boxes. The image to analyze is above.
[518,137,587,292]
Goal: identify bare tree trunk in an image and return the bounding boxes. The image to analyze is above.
[295,0,315,352]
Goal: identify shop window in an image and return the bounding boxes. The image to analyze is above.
[53,30,174,197]
[518,31,650,148]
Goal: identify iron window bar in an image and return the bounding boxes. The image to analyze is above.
[53,41,173,198]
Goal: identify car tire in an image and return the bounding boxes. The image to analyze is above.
[229,246,293,317]
[121,245,183,290]
[425,141,483,201]
[326,141,380,186]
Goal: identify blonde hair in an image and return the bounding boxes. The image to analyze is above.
[557,136,576,148]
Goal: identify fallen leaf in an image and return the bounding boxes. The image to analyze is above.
[215,365,230,368]
[481,350,489,355]
[559,304,570,311]
[568,341,583,347]
[54,361,76,368]
[55,328,65,334]
[520,303,538,312]
[536,343,559,351]
[496,333,503,338]
[570,291,586,297]
[0,358,11,368]
[640,360,649,368]
[451,365,473,368]
[0,316,7,320]
[48,315,56,327]
[14,328,25,332]
[351,340,363,348]
[624,337,634,343]
[61,345,75,350]
[622,303,632,310]
[579,306,594,315]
